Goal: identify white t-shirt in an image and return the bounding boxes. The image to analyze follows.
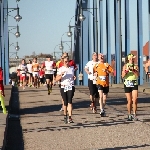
[44,61,54,74]
[18,64,27,74]
[57,66,74,87]
[85,60,98,81]
[27,64,32,73]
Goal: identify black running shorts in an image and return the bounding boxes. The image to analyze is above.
[45,74,53,81]
[124,85,138,93]
[88,79,99,98]
[97,84,109,94]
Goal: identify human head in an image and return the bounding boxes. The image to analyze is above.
[63,56,69,66]
[98,53,104,62]
[125,53,136,64]
[92,52,98,61]
[33,57,37,63]
[63,52,68,58]
[46,55,51,61]
[29,60,32,64]
[21,59,25,64]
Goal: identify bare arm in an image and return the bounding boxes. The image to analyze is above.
[121,65,128,78]
[145,63,149,73]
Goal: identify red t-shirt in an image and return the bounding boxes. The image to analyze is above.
[59,60,77,69]
[39,70,45,77]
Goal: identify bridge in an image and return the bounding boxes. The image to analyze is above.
[0,0,149,86]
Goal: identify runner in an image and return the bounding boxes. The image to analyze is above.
[144,59,150,82]
[84,52,99,113]
[39,65,45,86]
[32,57,40,88]
[18,59,28,90]
[56,56,76,124]
[58,53,78,111]
[121,53,139,121]
[43,55,56,95]
[27,60,33,87]
[93,53,113,117]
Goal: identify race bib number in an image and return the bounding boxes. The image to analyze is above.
[64,85,72,92]
[22,74,25,77]
[99,76,106,81]
[125,80,134,87]
[46,70,53,74]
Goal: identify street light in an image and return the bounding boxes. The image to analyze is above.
[9,25,21,38]
[9,42,20,51]
[4,4,22,22]
[79,7,98,53]
[78,6,86,22]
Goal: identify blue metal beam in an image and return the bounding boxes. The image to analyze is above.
[93,0,98,53]
[82,1,89,86]
[137,0,143,85]
[99,0,103,54]
[125,0,130,56]
[88,0,94,59]
[114,0,121,84]
[106,0,111,64]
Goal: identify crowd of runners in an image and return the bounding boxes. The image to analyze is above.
[11,52,140,123]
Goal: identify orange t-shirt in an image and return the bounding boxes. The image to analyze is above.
[32,62,39,72]
[93,63,113,87]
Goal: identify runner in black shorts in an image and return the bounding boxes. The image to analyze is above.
[84,52,99,113]
[42,55,56,95]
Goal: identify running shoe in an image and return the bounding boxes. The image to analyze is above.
[90,102,94,110]
[68,118,74,123]
[132,114,138,121]
[127,114,132,121]
[64,116,68,124]
[100,110,105,117]
[59,108,63,111]
[48,90,50,95]
[49,87,52,93]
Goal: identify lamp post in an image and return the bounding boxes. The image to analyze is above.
[67,15,81,59]
[4,4,22,22]
[8,24,21,38]
[59,32,71,55]
[9,42,20,51]
[79,7,98,53]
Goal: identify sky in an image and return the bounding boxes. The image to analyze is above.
[8,0,149,58]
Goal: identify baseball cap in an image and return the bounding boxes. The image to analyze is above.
[127,53,136,59]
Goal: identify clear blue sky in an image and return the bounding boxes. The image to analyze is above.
[8,0,149,58]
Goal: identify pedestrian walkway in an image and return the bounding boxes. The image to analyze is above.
[17,85,150,150]
[0,85,11,149]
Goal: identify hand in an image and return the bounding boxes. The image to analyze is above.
[125,69,129,74]
[73,76,76,80]
[94,72,97,76]
[61,72,66,76]
[88,71,92,75]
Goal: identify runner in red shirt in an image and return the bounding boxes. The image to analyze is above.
[39,65,45,86]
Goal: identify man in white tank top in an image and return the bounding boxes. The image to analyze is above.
[42,55,56,95]
[27,60,33,87]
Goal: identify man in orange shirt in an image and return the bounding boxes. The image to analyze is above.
[93,53,113,117]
